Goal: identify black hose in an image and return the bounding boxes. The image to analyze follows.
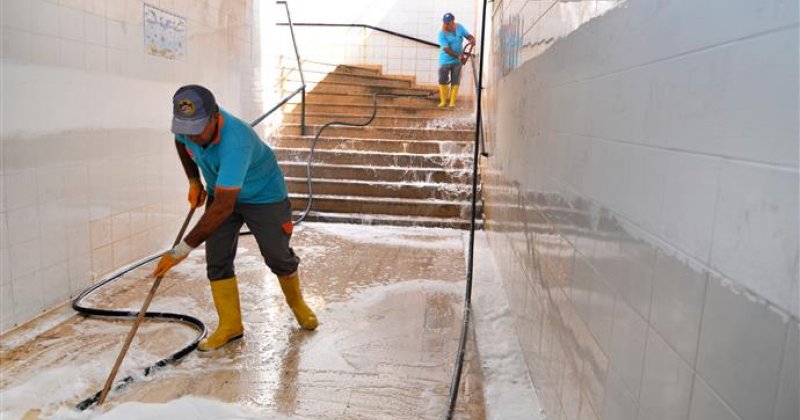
[444,0,489,417]
[71,251,208,411]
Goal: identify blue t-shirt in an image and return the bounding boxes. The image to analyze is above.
[438,23,470,66]
[175,108,287,204]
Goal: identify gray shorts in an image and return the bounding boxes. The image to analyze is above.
[205,197,299,280]
[438,63,462,85]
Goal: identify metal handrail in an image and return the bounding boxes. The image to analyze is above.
[251,1,306,135]
[250,86,304,128]
[277,22,438,48]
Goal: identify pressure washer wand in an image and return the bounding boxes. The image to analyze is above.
[461,42,475,63]
[97,205,198,406]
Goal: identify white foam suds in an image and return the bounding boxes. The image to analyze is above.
[52,396,288,420]
[304,278,465,375]
[303,222,464,250]
[294,244,331,260]
[0,345,169,420]
[0,306,76,350]
[471,231,544,420]
[323,279,464,314]
[1,365,97,419]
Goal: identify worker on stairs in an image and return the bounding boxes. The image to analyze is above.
[437,12,476,108]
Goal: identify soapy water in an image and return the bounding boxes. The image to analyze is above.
[0,222,485,419]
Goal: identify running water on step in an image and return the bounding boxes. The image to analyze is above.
[423,116,475,130]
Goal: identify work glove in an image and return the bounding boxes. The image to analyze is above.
[188,177,207,207]
[152,241,195,277]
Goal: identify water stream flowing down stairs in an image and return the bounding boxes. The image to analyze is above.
[272,64,482,229]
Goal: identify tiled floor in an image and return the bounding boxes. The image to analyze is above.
[0,222,486,419]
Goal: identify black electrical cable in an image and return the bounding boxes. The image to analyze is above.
[444,0,488,418]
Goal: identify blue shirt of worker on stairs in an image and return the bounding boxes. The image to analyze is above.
[438,21,470,66]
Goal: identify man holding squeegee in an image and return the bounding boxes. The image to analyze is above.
[152,85,318,352]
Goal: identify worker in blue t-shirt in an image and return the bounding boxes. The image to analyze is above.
[437,12,476,108]
[152,85,318,352]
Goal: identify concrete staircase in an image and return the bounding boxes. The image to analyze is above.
[272,64,480,229]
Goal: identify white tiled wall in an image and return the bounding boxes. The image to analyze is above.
[1,0,259,333]
[483,0,799,419]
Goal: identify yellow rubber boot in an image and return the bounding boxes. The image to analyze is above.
[437,84,449,108]
[278,272,318,330]
[198,277,244,351]
[449,85,459,108]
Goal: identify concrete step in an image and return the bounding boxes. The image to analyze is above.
[289,193,471,218]
[296,102,473,117]
[275,148,472,169]
[285,67,416,87]
[280,124,473,141]
[302,63,417,85]
[279,161,471,184]
[305,91,435,107]
[336,64,382,76]
[271,135,473,154]
[303,80,432,96]
[285,177,472,201]
[287,176,474,202]
[322,73,412,88]
[292,210,481,229]
[289,62,382,77]
[283,112,475,129]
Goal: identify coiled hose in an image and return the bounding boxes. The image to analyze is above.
[71,91,429,411]
[71,252,207,410]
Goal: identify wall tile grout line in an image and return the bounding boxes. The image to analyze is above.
[544,128,800,172]
[546,174,798,324]
[548,22,800,90]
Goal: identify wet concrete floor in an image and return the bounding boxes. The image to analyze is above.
[0,222,486,419]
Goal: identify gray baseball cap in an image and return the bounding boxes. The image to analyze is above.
[171,85,218,135]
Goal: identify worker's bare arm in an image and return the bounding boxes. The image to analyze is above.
[184,187,239,248]
[175,140,201,180]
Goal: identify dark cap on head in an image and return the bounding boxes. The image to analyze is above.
[172,85,218,135]
[443,12,455,23]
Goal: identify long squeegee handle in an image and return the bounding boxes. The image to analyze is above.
[97,205,197,406]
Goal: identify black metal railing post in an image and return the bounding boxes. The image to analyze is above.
[278,0,306,136]
[301,86,306,136]
[470,57,489,157]
[250,2,306,132]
